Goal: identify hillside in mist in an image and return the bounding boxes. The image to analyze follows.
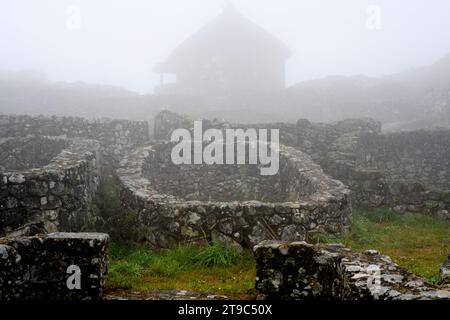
[286,53,450,128]
[1,54,450,129]
[0,70,151,120]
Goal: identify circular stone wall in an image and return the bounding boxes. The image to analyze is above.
[117,142,352,248]
[0,137,101,237]
[142,142,307,202]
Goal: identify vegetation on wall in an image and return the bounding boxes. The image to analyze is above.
[103,207,449,298]
[87,175,145,242]
[313,208,450,283]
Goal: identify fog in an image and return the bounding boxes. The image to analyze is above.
[1,0,450,93]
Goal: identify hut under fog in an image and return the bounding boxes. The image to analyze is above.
[154,4,291,96]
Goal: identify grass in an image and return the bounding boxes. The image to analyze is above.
[106,208,450,297]
[313,208,450,283]
[106,243,257,299]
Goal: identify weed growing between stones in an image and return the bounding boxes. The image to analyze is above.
[310,208,450,283]
[86,175,147,242]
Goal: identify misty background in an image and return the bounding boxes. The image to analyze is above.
[1,0,450,129]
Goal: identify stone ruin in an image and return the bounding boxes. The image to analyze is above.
[0,136,100,237]
[155,110,450,220]
[288,119,450,220]
[0,113,148,300]
[117,141,350,248]
[0,232,108,300]
[254,241,450,300]
[0,110,449,300]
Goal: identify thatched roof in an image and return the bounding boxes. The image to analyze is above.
[154,4,291,73]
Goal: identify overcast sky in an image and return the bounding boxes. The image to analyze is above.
[1,0,450,93]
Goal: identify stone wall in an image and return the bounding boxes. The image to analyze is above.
[0,137,101,237]
[254,241,450,300]
[143,142,282,202]
[153,110,192,141]
[153,110,231,141]
[0,113,149,167]
[0,136,69,171]
[0,232,108,300]
[116,143,351,248]
[0,113,151,236]
[150,110,450,219]
[441,254,450,285]
[238,117,382,163]
[321,130,450,219]
[243,116,450,219]
[354,131,450,189]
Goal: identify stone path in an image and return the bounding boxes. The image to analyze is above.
[104,289,231,300]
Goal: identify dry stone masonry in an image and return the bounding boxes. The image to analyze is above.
[0,137,101,237]
[0,113,150,237]
[0,114,148,300]
[0,113,150,167]
[254,241,450,300]
[117,141,351,248]
[242,116,450,220]
[0,136,69,171]
[0,232,109,300]
[441,254,450,285]
[1,110,449,300]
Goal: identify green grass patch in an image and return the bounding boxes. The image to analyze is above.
[106,208,449,296]
[106,243,256,298]
[313,208,450,283]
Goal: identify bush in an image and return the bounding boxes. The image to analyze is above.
[190,243,241,268]
[86,175,144,242]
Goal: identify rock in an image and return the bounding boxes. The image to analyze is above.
[116,127,351,249]
[254,241,450,300]
[211,230,243,253]
[440,254,450,285]
[8,173,25,184]
[0,232,109,300]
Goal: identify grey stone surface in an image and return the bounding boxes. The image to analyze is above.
[0,232,109,300]
[0,113,149,152]
[0,137,101,237]
[1,109,449,301]
[0,114,150,237]
[254,241,450,300]
[245,117,450,220]
[150,110,450,219]
[116,142,351,249]
[441,254,450,285]
[322,130,450,220]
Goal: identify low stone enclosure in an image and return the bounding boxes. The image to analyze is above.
[117,141,351,248]
[0,110,449,300]
[255,241,450,300]
[0,136,101,237]
[0,114,147,299]
[0,113,149,238]
[154,110,450,220]
[0,232,109,300]
[279,119,450,220]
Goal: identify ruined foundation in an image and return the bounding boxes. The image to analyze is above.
[0,114,149,300]
[117,141,351,248]
[0,111,449,300]
[0,232,109,301]
[0,136,101,237]
[254,241,450,300]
